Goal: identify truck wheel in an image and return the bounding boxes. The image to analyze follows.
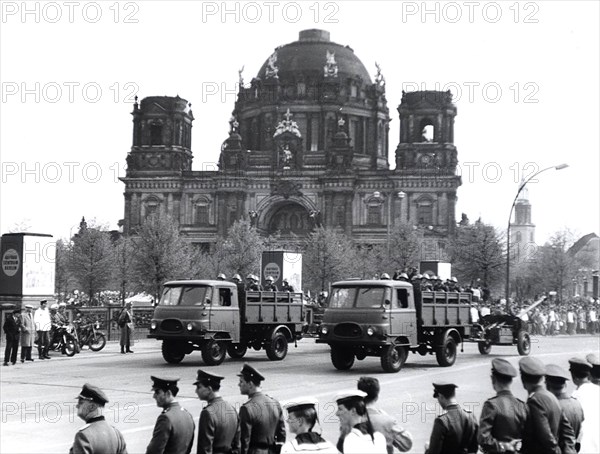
[436,335,457,367]
[381,345,407,373]
[517,331,531,356]
[202,340,226,366]
[266,333,288,361]
[478,341,492,355]
[162,341,185,364]
[331,346,354,370]
[227,343,247,359]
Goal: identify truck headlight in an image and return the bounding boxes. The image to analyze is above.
[321,326,328,335]
[367,327,375,336]
[151,321,157,330]
[186,323,193,331]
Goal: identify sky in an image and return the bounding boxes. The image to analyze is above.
[1,1,599,245]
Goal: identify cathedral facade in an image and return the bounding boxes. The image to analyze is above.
[121,29,462,256]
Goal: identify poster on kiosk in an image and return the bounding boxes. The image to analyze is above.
[261,251,302,293]
[0,233,56,307]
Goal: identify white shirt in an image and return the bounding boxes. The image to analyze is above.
[343,429,386,454]
[470,307,479,323]
[567,311,575,323]
[480,306,490,317]
[33,307,51,331]
[589,310,597,322]
[573,382,600,454]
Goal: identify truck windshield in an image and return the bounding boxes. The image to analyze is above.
[329,287,386,308]
[160,286,211,306]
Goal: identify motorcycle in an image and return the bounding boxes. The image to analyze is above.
[49,324,80,357]
[76,321,107,351]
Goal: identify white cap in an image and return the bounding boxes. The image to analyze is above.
[283,396,318,412]
[335,389,367,404]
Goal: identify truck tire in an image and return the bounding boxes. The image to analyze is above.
[162,341,185,364]
[266,333,288,361]
[330,346,354,370]
[517,331,531,356]
[478,341,492,355]
[227,343,247,359]
[381,345,407,373]
[436,334,457,367]
[202,340,226,366]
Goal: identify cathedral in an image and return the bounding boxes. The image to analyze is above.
[121,29,462,257]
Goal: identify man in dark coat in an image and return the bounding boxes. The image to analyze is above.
[237,364,286,454]
[194,369,240,454]
[424,382,478,454]
[545,364,584,452]
[70,383,127,454]
[519,357,576,454]
[478,358,528,453]
[146,376,195,454]
[3,308,21,366]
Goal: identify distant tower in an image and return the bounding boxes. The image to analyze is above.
[511,183,536,262]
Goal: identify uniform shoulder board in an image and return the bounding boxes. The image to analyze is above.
[463,408,473,413]
[515,397,526,404]
[78,423,91,432]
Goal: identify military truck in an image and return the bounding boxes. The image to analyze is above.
[316,279,473,372]
[148,280,306,365]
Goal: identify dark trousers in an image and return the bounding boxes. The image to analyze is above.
[21,346,33,360]
[37,331,50,357]
[4,335,19,364]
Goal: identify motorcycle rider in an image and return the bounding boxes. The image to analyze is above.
[49,304,62,352]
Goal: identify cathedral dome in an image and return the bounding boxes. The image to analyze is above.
[257,29,372,84]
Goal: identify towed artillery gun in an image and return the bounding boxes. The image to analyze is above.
[471,293,553,356]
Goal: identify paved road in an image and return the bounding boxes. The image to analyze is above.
[1,334,598,453]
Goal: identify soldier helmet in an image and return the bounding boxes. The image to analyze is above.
[380,273,391,280]
[246,274,253,280]
[399,273,409,280]
[266,276,274,282]
[217,273,226,280]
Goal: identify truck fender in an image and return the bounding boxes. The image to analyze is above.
[267,325,293,341]
[436,328,462,348]
[204,332,233,342]
[391,336,412,347]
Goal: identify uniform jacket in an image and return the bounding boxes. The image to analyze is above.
[478,390,528,453]
[425,404,479,454]
[556,393,584,451]
[118,309,135,347]
[281,432,338,454]
[521,385,576,454]
[20,312,35,347]
[342,425,386,454]
[33,307,51,331]
[69,415,127,454]
[146,402,195,454]
[573,382,600,454]
[239,391,286,454]
[366,406,412,453]
[197,396,240,454]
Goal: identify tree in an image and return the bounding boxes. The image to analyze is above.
[131,214,192,300]
[303,227,356,292]
[112,236,136,304]
[449,219,504,291]
[384,224,424,273]
[221,220,266,278]
[54,239,74,298]
[69,225,115,305]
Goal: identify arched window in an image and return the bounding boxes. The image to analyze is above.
[194,198,211,226]
[367,204,383,225]
[516,231,522,243]
[417,198,433,225]
[144,196,161,219]
[418,118,435,142]
[150,123,163,145]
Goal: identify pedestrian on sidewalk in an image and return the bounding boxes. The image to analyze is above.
[20,305,35,362]
[3,308,21,366]
[118,302,135,354]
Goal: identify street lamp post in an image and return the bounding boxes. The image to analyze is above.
[505,163,568,309]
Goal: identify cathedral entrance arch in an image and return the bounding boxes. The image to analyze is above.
[257,197,315,238]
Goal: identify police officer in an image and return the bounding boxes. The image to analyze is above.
[424,382,478,454]
[545,364,584,452]
[264,276,278,291]
[586,353,600,385]
[478,358,527,453]
[237,364,286,454]
[70,383,127,454]
[146,376,195,454]
[519,357,575,454]
[194,369,240,454]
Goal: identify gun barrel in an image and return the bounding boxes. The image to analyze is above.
[517,296,547,317]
